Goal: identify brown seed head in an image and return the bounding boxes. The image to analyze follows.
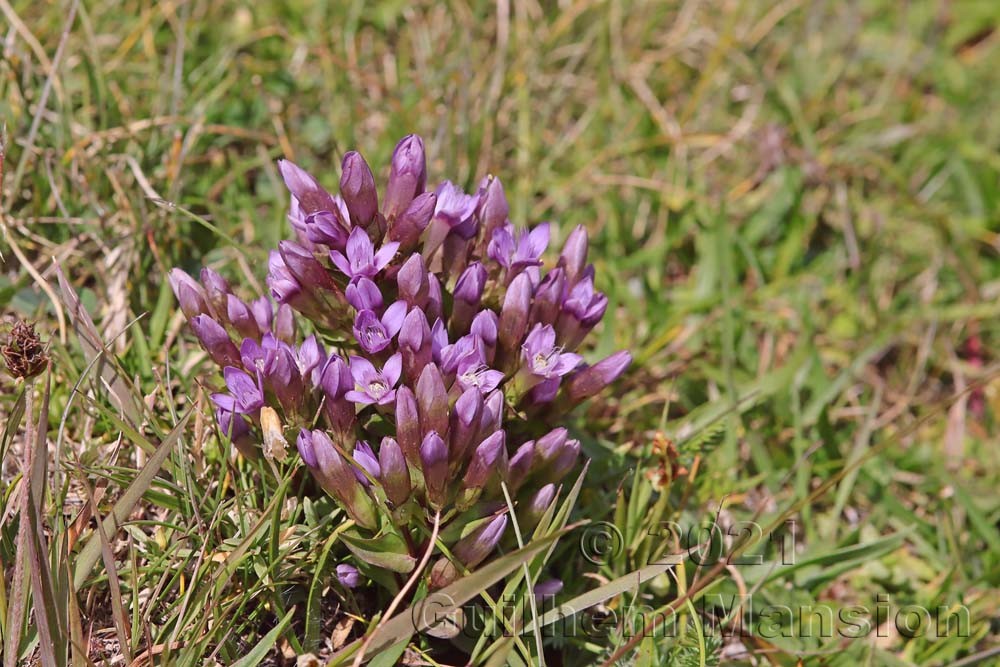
[2,320,49,380]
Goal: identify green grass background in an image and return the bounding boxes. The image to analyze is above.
[1,0,999,665]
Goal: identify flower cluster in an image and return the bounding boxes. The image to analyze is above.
[171,134,630,587]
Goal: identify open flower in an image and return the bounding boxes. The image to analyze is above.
[330,227,399,281]
[346,353,402,405]
[352,301,408,354]
[521,324,582,381]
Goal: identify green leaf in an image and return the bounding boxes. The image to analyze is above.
[230,608,295,667]
[72,410,192,590]
[340,530,417,574]
[327,526,575,665]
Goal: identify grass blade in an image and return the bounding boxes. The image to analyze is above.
[72,410,192,591]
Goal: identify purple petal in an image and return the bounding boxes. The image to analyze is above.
[382,352,403,387]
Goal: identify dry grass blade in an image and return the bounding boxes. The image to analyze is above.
[4,382,36,667]
[72,409,192,591]
[84,481,133,663]
[55,264,142,426]
[25,370,67,667]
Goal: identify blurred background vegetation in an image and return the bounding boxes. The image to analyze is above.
[1,0,999,664]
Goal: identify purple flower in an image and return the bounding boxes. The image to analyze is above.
[340,151,379,227]
[189,315,240,368]
[303,208,351,248]
[561,275,608,326]
[416,364,449,437]
[463,431,505,490]
[249,296,274,333]
[345,277,384,311]
[521,324,583,381]
[346,353,402,405]
[336,563,362,588]
[379,437,411,506]
[396,253,430,308]
[351,441,381,485]
[559,225,589,284]
[352,301,407,354]
[330,227,399,281]
[420,431,449,509]
[440,333,485,376]
[508,440,535,492]
[384,134,426,219]
[488,222,550,275]
[277,159,338,216]
[388,192,436,251]
[212,367,264,415]
[430,318,449,363]
[453,514,507,568]
[394,386,421,464]
[296,335,326,386]
[398,308,432,381]
[169,269,208,319]
[456,356,504,395]
[477,176,509,240]
[448,388,483,463]
[565,350,632,402]
[498,272,532,357]
[533,578,563,598]
[433,181,480,231]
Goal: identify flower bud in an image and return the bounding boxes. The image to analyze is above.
[508,440,535,492]
[340,151,379,227]
[200,268,232,317]
[420,431,449,509]
[250,296,273,334]
[217,408,255,459]
[378,437,411,506]
[387,192,436,252]
[564,351,632,403]
[336,563,362,588]
[559,224,589,285]
[274,304,296,343]
[352,441,381,486]
[523,483,556,529]
[451,262,486,334]
[426,273,443,322]
[547,438,581,482]
[399,308,432,383]
[394,386,421,465]
[384,134,426,219]
[416,363,449,438]
[453,514,507,569]
[396,253,429,308]
[535,427,568,464]
[169,269,209,319]
[319,355,355,434]
[533,578,563,598]
[311,430,378,530]
[190,315,240,367]
[478,389,505,440]
[498,272,532,361]
[448,388,483,464]
[278,159,337,215]
[477,175,509,241]
[530,267,566,327]
[226,294,260,339]
[463,431,505,491]
[346,277,384,312]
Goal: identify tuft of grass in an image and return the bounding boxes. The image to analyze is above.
[2,1,999,665]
